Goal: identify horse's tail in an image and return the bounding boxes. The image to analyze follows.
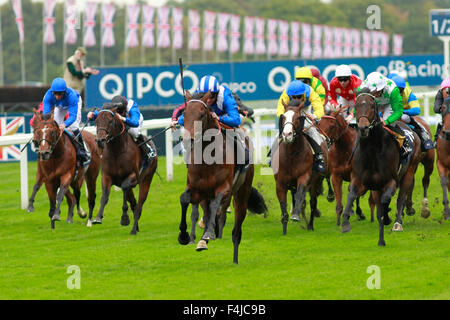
[247,187,268,214]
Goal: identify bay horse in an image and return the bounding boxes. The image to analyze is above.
[318,108,368,225]
[274,98,327,234]
[92,103,158,234]
[341,88,421,246]
[178,91,267,264]
[436,96,450,220]
[32,111,101,229]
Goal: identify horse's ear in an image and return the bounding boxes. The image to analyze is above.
[203,90,211,102]
[282,99,288,109]
[185,90,192,101]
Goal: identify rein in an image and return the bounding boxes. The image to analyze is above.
[34,125,64,158]
[187,99,223,134]
[355,92,380,130]
[97,109,125,143]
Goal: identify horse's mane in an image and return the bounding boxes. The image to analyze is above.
[288,98,304,108]
[357,87,371,95]
[41,113,52,121]
[191,91,205,100]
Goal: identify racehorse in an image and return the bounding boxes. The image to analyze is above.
[436,96,450,220]
[178,91,267,264]
[32,111,100,229]
[318,108,368,225]
[341,88,420,246]
[274,98,327,234]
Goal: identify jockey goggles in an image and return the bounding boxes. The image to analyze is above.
[296,78,311,86]
[290,94,305,100]
[52,91,65,96]
[337,76,350,82]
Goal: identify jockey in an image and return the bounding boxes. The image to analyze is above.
[358,71,413,162]
[42,77,90,167]
[329,64,362,126]
[433,77,450,145]
[177,75,250,172]
[294,67,327,105]
[388,74,434,151]
[311,67,330,107]
[389,69,410,88]
[88,95,156,169]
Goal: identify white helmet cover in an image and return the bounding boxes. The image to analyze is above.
[335,64,352,77]
[363,72,387,92]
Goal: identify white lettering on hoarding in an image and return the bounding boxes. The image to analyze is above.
[267,66,291,92]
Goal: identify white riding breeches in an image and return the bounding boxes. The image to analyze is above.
[54,96,82,131]
[127,113,144,139]
[304,117,324,146]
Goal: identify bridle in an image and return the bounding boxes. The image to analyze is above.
[96,109,125,143]
[187,98,222,133]
[320,114,348,144]
[355,92,380,131]
[33,122,63,159]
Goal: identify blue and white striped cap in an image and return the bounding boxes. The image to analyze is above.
[198,75,219,93]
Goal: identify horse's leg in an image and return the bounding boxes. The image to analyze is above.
[120,188,130,226]
[371,191,386,246]
[440,174,450,220]
[381,181,396,228]
[85,173,97,227]
[216,197,230,239]
[331,174,344,226]
[369,191,376,223]
[202,193,223,241]
[92,174,112,224]
[178,189,191,245]
[65,188,76,223]
[293,184,307,229]
[326,175,335,202]
[27,180,43,213]
[276,181,289,234]
[405,176,416,216]
[355,197,366,220]
[44,181,57,229]
[189,204,200,244]
[342,181,366,233]
[420,153,434,219]
[232,187,250,265]
[130,170,153,235]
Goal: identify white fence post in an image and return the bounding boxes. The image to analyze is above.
[165,128,173,181]
[20,144,28,210]
[254,114,261,164]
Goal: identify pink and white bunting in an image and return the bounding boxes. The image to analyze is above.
[11,0,24,43]
[203,11,216,52]
[188,9,200,50]
[290,21,300,58]
[301,23,312,59]
[278,20,289,56]
[333,27,344,58]
[267,19,278,56]
[83,2,97,47]
[216,12,230,53]
[229,14,241,54]
[362,29,371,58]
[64,0,77,45]
[157,6,170,48]
[392,34,403,56]
[322,25,334,58]
[380,32,389,56]
[172,7,183,49]
[43,0,57,44]
[141,5,155,48]
[371,30,381,57]
[343,28,353,57]
[243,16,255,55]
[312,24,323,59]
[351,29,362,57]
[125,4,140,48]
[101,3,115,47]
[255,18,266,55]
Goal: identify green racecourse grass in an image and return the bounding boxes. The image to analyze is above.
[0,157,449,300]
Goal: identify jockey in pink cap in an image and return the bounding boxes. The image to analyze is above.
[433,77,450,145]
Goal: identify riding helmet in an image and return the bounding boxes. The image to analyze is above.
[50,78,67,93]
[198,75,219,93]
[295,67,313,80]
[335,65,352,78]
[286,80,306,97]
[390,75,406,89]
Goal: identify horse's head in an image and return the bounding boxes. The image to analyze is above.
[441,97,450,133]
[280,98,306,144]
[94,102,125,149]
[318,107,347,143]
[355,88,379,138]
[182,91,214,144]
[32,111,61,160]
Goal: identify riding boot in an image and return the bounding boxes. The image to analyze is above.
[73,130,90,167]
[136,134,155,169]
[410,118,434,151]
[305,135,326,174]
[235,129,250,173]
[434,122,442,148]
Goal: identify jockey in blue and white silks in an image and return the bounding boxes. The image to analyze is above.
[42,77,90,167]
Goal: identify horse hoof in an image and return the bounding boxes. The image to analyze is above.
[313,209,321,218]
[52,214,61,221]
[178,232,190,245]
[392,222,403,232]
[290,214,300,221]
[384,216,392,226]
[121,216,130,226]
[188,240,196,245]
[77,209,87,219]
[327,194,335,202]
[358,213,366,221]
[87,220,92,227]
[26,206,34,212]
[378,240,386,246]
[443,212,450,220]
[198,218,205,229]
[196,240,208,251]
[92,218,102,225]
[341,222,352,233]
[66,218,73,224]
[406,207,416,216]
[421,199,430,218]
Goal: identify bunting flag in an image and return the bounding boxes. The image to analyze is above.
[125,4,140,48]
[278,20,289,56]
[323,25,334,58]
[343,28,353,57]
[229,14,241,54]
[333,27,344,58]
[64,0,78,45]
[312,24,323,59]
[255,17,266,55]
[11,0,24,43]
[188,9,200,50]
[203,10,216,52]
[392,34,403,56]
[267,19,278,56]
[157,6,170,48]
[380,32,390,56]
[141,5,155,48]
[351,29,362,57]
[362,29,371,58]
[172,7,183,49]
[243,16,255,55]
[43,0,57,44]
[371,30,381,57]
[83,2,97,47]
[290,21,300,58]
[216,12,230,53]
[101,3,115,47]
[301,23,312,59]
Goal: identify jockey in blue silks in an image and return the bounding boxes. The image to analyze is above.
[42,77,90,167]
[88,95,155,169]
[178,75,250,172]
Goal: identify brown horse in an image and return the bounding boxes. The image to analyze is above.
[436,97,450,220]
[32,111,101,229]
[92,104,158,234]
[178,91,267,264]
[274,99,327,234]
[318,109,368,225]
[341,88,421,246]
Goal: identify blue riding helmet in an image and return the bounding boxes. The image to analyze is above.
[387,73,399,80]
[286,80,306,98]
[50,77,67,93]
[390,75,406,89]
[198,75,219,93]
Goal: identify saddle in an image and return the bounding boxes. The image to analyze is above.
[383,125,414,168]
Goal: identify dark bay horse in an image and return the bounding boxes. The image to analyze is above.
[274,99,326,234]
[436,97,450,220]
[341,88,420,246]
[178,91,267,264]
[92,104,158,234]
[318,109,368,225]
[32,111,100,229]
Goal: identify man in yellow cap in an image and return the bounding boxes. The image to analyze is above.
[64,47,99,96]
